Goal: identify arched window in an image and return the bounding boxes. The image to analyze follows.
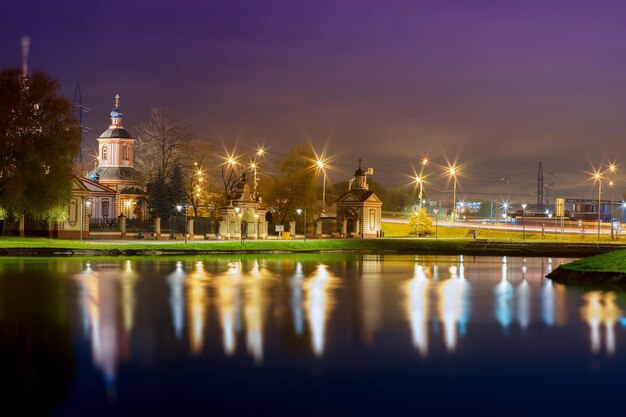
[122,145,128,160]
[102,146,108,160]
[102,200,109,219]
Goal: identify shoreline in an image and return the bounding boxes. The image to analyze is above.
[547,267,626,290]
[1,239,624,257]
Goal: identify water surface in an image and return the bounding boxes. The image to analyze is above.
[0,255,624,416]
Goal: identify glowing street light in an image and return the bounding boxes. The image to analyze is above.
[316,158,327,210]
[448,166,458,222]
[593,170,603,241]
[176,204,187,244]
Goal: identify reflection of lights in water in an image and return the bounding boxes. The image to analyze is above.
[495,261,514,333]
[219,283,238,356]
[581,292,622,355]
[244,268,264,364]
[546,258,553,274]
[305,264,337,357]
[77,264,94,339]
[405,264,429,357]
[215,262,243,356]
[604,293,621,356]
[74,265,126,396]
[186,261,209,355]
[437,266,463,352]
[457,256,471,337]
[516,279,531,330]
[541,279,555,327]
[120,260,138,333]
[290,262,305,336]
[582,292,603,354]
[361,259,382,345]
[167,261,186,339]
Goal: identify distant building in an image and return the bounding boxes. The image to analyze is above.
[88,95,146,223]
[335,159,383,238]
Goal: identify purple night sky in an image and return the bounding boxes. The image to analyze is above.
[3,0,626,202]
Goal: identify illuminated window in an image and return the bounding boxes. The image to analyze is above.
[122,145,128,160]
[102,200,109,218]
[102,146,108,160]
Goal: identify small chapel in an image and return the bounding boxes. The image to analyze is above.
[88,95,146,224]
[335,159,383,238]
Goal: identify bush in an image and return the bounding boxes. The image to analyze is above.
[408,209,433,236]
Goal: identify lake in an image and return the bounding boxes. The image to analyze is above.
[0,254,624,416]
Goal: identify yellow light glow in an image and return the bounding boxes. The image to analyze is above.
[422,157,428,166]
[415,176,422,184]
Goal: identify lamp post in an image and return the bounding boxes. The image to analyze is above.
[415,175,423,237]
[177,205,188,244]
[501,202,509,237]
[80,197,87,242]
[297,208,307,242]
[317,159,326,211]
[547,212,554,240]
[234,206,241,242]
[434,208,439,239]
[594,172,602,241]
[449,166,457,222]
[521,203,527,241]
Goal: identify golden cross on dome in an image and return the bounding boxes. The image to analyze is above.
[114,94,120,109]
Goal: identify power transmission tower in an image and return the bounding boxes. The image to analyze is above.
[72,82,92,165]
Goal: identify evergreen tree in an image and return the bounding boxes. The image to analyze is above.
[169,162,186,214]
[408,208,433,236]
[147,169,170,219]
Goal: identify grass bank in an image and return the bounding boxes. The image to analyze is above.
[548,250,626,289]
[0,236,624,257]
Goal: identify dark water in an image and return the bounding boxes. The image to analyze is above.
[0,254,625,416]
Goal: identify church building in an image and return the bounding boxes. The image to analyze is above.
[88,95,146,223]
[335,159,383,238]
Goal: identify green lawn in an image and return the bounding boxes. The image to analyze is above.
[382,221,624,242]
[559,250,626,273]
[0,236,470,253]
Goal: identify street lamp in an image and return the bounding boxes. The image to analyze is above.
[234,206,241,242]
[547,212,554,240]
[434,208,439,239]
[80,197,91,242]
[448,166,457,222]
[317,159,327,211]
[501,202,509,237]
[521,203,527,241]
[177,204,187,244]
[297,208,307,242]
[593,171,602,241]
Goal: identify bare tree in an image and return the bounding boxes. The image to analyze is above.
[135,107,193,181]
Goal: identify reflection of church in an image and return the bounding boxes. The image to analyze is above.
[87,95,146,223]
[335,160,383,238]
